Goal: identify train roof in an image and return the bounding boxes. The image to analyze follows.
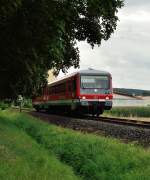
[48,69,111,86]
[79,69,110,75]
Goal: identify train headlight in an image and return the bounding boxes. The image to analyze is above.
[82,96,86,100]
[105,97,109,100]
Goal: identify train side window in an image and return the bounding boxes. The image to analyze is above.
[54,83,65,94]
[48,87,50,95]
[49,87,52,94]
[42,88,44,95]
[61,83,65,93]
[71,78,76,91]
[43,88,46,95]
[68,81,72,91]
[52,87,55,94]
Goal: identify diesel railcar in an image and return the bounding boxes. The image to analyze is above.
[32,69,113,116]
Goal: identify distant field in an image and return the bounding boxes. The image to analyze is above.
[104,107,150,118]
[0,110,150,179]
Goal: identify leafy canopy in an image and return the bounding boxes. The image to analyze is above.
[0,0,124,98]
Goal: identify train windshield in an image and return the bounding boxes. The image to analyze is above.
[81,75,109,89]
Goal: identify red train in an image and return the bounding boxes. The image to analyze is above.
[32,69,113,116]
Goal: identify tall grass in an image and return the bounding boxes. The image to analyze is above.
[104,107,150,117]
[3,111,150,180]
[0,112,79,180]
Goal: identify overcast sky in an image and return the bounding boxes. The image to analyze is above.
[60,0,150,90]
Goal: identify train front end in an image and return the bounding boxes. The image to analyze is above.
[77,69,113,116]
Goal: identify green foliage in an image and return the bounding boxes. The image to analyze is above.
[0,101,9,110]
[0,0,124,99]
[104,107,150,117]
[12,98,32,108]
[23,99,33,108]
[0,112,79,180]
[3,111,150,180]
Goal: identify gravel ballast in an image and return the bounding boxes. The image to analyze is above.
[30,112,150,147]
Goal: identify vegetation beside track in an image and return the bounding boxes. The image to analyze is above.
[0,98,33,111]
[0,101,10,110]
[104,107,150,118]
[0,110,150,180]
[0,111,79,180]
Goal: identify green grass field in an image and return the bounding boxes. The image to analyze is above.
[0,111,79,180]
[0,110,150,180]
[104,107,150,118]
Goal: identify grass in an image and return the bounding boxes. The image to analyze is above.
[0,110,150,180]
[104,107,150,118]
[0,111,79,180]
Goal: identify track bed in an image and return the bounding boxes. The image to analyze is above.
[30,111,150,147]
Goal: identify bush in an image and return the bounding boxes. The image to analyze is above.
[0,101,9,110]
[23,99,33,108]
[12,98,33,109]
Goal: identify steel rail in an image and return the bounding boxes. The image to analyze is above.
[39,112,150,129]
[85,116,150,129]
[12,107,150,129]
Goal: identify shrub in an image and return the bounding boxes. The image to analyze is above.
[23,99,33,108]
[0,101,9,110]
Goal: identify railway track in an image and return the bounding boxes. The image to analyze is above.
[12,107,150,129]
[85,116,150,129]
[12,107,150,145]
[12,106,150,129]
[30,111,150,146]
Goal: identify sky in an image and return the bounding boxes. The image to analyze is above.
[59,0,150,90]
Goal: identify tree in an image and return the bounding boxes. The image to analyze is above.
[0,0,124,99]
